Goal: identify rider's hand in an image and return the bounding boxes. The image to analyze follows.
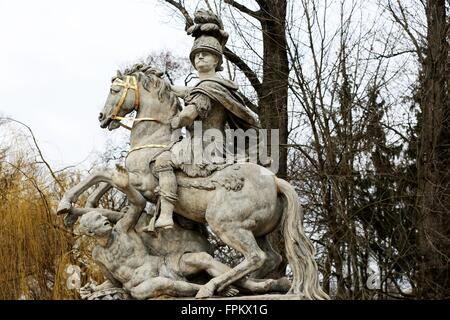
[171,105,198,129]
[170,85,192,99]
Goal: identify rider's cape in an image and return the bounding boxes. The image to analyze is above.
[187,77,261,130]
[169,78,261,178]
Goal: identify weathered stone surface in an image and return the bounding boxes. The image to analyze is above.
[87,288,131,300]
[164,294,305,300]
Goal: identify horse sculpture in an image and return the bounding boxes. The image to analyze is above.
[57,64,329,299]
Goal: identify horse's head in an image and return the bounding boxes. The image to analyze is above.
[99,69,140,130]
[99,64,180,131]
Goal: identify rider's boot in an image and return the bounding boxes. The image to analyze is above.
[155,169,178,230]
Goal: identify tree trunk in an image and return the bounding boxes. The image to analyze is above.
[257,0,289,180]
[256,0,290,278]
[416,0,449,299]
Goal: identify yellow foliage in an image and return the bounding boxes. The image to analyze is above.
[0,148,101,299]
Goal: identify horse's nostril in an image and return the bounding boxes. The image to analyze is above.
[99,113,104,121]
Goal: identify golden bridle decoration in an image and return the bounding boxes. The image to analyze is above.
[110,75,167,152]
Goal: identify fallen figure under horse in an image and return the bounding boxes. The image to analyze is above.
[70,205,291,299]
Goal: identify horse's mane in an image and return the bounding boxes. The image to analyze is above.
[116,63,181,111]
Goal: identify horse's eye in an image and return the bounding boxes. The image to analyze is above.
[110,87,120,94]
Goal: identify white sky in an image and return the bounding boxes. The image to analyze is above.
[0,0,191,169]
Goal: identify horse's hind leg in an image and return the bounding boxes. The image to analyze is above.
[181,252,290,295]
[250,236,283,279]
[195,227,267,298]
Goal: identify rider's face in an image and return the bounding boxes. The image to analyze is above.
[195,51,218,73]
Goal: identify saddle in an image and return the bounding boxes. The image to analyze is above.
[149,137,232,178]
[149,136,273,180]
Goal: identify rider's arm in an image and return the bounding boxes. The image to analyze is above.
[171,85,193,98]
[171,104,198,129]
[171,93,211,129]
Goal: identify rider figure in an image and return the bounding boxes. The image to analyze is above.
[153,10,260,230]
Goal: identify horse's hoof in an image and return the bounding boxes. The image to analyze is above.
[56,199,72,215]
[195,285,215,299]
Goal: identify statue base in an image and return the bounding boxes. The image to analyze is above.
[85,288,304,300]
[158,294,305,300]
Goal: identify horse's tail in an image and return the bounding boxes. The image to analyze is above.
[276,177,330,300]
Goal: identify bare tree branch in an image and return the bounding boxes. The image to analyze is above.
[224,0,262,20]
[203,0,214,11]
[370,49,417,59]
[223,46,262,94]
[2,117,66,193]
[241,94,258,113]
[163,0,194,29]
[386,0,425,63]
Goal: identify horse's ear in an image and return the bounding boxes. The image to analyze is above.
[117,70,123,78]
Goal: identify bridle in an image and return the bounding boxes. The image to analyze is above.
[109,75,168,152]
[110,75,162,130]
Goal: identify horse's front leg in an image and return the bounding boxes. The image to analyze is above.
[57,169,116,214]
[85,182,112,208]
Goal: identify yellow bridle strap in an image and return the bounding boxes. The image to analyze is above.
[109,75,163,130]
[110,75,140,120]
[129,144,167,154]
[112,116,164,131]
[112,116,161,123]
[132,76,139,110]
[119,122,133,130]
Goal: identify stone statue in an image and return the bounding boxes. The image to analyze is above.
[57,9,329,300]
[153,9,259,230]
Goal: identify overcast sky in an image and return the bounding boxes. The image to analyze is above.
[0,0,192,169]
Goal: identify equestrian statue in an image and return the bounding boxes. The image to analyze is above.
[57,9,329,300]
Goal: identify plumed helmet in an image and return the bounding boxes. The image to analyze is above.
[187,9,229,72]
